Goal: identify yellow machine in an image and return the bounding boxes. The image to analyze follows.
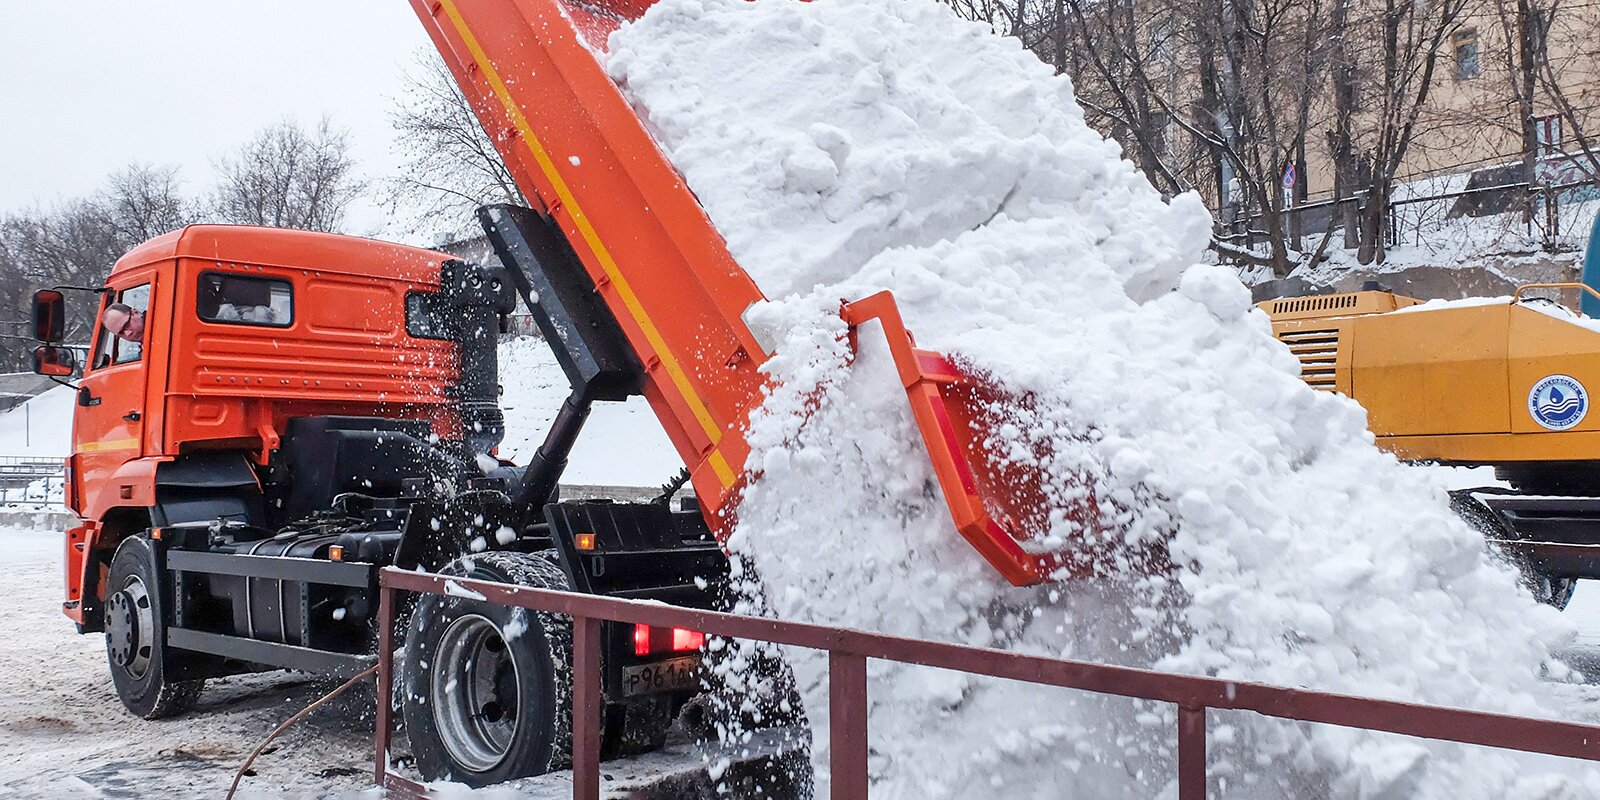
[1263,284,1600,607]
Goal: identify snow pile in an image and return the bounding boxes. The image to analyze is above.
[0,385,73,458]
[0,386,71,508]
[609,1,1595,797]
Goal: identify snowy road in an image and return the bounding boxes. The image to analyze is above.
[0,526,373,799]
[0,526,789,800]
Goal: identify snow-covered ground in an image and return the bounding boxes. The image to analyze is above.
[0,386,74,458]
[1285,174,1597,288]
[0,525,376,799]
[1573,591,1600,651]
[0,386,74,507]
[1381,172,1598,262]
[2,517,1598,798]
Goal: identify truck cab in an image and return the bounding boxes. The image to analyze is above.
[28,219,728,785]
[55,226,469,629]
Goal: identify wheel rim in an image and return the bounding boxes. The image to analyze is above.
[106,575,154,680]
[431,614,522,774]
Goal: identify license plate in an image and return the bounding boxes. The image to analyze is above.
[621,655,700,697]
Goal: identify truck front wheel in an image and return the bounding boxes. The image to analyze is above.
[104,536,202,719]
[401,552,574,786]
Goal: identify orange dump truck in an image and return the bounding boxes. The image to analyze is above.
[24,0,1076,787]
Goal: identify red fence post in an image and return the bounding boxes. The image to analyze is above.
[1178,705,1206,800]
[572,615,603,800]
[374,581,396,786]
[830,652,869,800]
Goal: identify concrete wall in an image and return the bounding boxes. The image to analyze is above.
[1254,257,1585,306]
[1316,257,1580,301]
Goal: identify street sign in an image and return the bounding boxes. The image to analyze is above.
[1281,162,1297,189]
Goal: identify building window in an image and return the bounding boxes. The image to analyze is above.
[1454,29,1481,80]
[197,272,293,327]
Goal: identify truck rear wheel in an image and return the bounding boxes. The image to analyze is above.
[401,552,574,786]
[104,536,202,719]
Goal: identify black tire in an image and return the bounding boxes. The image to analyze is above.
[104,536,202,719]
[401,552,574,787]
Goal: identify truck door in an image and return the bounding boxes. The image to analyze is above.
[74,280,154,501]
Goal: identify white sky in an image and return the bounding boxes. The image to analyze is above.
[0,2,434,239]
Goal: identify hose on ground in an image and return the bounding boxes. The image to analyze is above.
[225,664,380,800]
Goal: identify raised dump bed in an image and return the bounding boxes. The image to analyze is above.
[410,0,1096,585]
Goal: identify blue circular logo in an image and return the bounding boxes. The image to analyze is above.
[1528,374,1588,430]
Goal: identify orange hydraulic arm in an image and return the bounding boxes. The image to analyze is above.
[410,0,1083,585]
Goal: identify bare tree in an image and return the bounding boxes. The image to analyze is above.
[209,117,366,232]
[0,164,195,369]
[384,51,524,239]
[1488,0,1600,193]
[100,163,193,243]
[1492,0,1544,232]
[1531,1,1600,183]
[1005,0,1338,277]
[1316,0,1470,263]
[949,0,1480,270]
[1056,0,1193,199]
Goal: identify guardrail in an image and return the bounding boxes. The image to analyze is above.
[1218,175,1599,261]
[0,455,63,476]
[374,567,1600,799]
[0,456,65,508]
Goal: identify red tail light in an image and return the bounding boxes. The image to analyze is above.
[671,628,704,651]
[633,624,706,656]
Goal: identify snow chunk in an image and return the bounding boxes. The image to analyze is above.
[443,579,486,601]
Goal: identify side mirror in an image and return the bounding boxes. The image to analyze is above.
[32,345,75,378]
[32,289,65,343]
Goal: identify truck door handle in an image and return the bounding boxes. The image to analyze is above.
[123,411,141,422]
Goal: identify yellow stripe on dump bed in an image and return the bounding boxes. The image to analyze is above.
[436,0,735,488]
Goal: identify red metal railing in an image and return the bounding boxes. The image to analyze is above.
[374,567,1600,798]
